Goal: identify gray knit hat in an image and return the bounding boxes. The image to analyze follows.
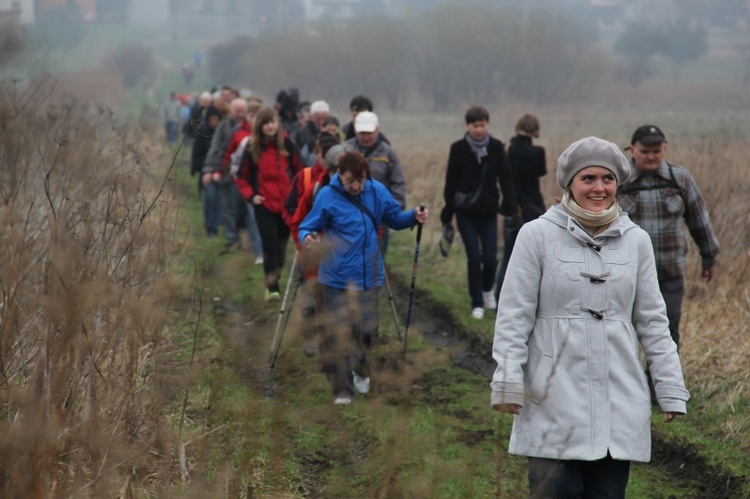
[556,136,631,189]
[324,144,349,171]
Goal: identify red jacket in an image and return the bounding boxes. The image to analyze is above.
[234,137,302,215]
[220,120,252,175]
[285,162,329,245]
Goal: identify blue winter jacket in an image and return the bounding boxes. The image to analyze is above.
[298,174,417,290]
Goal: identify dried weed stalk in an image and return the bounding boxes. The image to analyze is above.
[0,80,194,497]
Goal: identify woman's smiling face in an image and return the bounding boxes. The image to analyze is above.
[569,166,617,212]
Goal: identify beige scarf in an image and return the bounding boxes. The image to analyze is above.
[563,190,620,232]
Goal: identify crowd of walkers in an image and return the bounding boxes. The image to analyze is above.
[176,86,422,406]
[170,85,719,497]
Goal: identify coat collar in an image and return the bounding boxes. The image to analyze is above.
[542,203,637,247]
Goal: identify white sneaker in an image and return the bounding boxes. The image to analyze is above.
[483,291,497,310]
[471,307,485,320]
[334,395,352,405]
[254,255,264,265]
[352,372,370,394]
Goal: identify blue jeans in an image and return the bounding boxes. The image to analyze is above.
[164,121,178,145]
[495,216,521,300]
[219,179,238,245]
[202,181,222,237]
[244,197,263,256]
[456,212,498,309]
[320,285,380,396]
[528,454,630,498]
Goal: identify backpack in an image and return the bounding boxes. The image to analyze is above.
[229,136,251,179]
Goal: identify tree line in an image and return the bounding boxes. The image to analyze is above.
[207,6,611,110]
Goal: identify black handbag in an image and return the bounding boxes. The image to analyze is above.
[453,159,488,210]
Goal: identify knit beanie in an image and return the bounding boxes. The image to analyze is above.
[556,136,631,189]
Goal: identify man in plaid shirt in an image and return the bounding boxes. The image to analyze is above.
[618,125,720,350]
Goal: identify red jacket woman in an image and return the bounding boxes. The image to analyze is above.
[235,107,302,301]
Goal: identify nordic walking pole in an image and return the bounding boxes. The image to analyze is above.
[402,204,425,359]
[269,270,304,369]
[268,250,298,367]
[381,255,403,341]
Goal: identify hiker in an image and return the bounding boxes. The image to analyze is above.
[276,88,301,137]
[159,91,181,146]
[344,111,407,257]
[491,137,689,498]
[342,95,390,144]
[190,105,223,237]
[284,135,346,356]
[618,125,720,350]
[184,91,213,145]
[298,151,429,405]
[220,98,264,261]
[495,113,547,301]
[295,100,330,166]
[439,105,517,320]
[202,97,248,252]
[235,107,303,301]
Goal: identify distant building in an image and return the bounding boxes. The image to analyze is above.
[0,0,30,25]
[128,0,169,27]
[0,1,22,43]
[37,0,96,19]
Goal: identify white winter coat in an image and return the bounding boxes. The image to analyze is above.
[490,204,689,462]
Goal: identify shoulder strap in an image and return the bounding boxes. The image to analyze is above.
[618,163,688,206]
[331,186,378,228]
[666,162,688,206]
[303,167,312,192]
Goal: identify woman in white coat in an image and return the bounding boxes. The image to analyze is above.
[490,136,689,498]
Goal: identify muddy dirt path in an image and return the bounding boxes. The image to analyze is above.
[210,256,744,497]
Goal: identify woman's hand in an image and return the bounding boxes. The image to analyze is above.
[304,233,320,247]
[252,194,266,205]
[664,412,680,423]
[495,404,521,415]
[415,207,429,224]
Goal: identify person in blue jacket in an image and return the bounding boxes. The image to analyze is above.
[299,151,429,405]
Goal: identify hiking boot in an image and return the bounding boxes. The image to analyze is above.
[265,289,281,302]
[334,394,352,405]
[352,372,370,394]
[471,307,484,320]
[483,291,497,310]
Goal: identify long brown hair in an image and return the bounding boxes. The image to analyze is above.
[251,107,287,163]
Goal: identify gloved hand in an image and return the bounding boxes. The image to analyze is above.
[439,225,454,257]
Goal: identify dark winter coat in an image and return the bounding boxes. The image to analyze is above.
[440,134,518,226]
[508,134,547,223]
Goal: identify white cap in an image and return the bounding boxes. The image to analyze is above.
[354,111,378,133]
[310,100,330,115]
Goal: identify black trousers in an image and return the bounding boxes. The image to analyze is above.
[253,204,290,293]
[659,277,684,350]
